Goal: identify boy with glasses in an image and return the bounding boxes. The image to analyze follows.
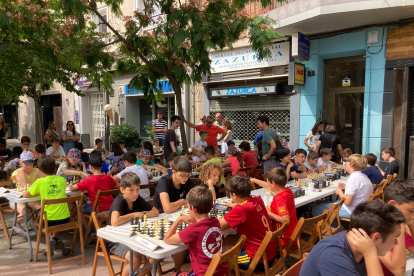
[153,156,195,214]
[21,136,37,158]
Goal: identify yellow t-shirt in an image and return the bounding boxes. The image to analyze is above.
[11,168,39,185]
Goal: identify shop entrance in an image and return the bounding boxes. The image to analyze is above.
[1,104,18,139]
[323,56,365,155]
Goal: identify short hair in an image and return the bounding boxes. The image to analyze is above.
[350,200,406,241]
[265,167,287,187]
[207,115,214,120]
[180,149,190,156]
[50,137,60,144]
[384,180,414,204]
[117,140,125,145]
[295,148,307,157]
[171,115,181,123]
[348,154,367,171]
[364,153,377,166]
[37,156,56,175]
[227,140,235,147]
[239,141,251,151]
[120,172,140,189]
[275,148,291,161]
[320,148,333,156]
[256,115,269,126]
[193,146,203,152]
[35,144,45,154]
[0,138,6,145]
[214,148,221,155]
[95,138,103,145]
[324,124,336,134]
[90,150,102,157]
[88,155,103,170]
[172,156,192,172]
[123,152,137,164]
[226,175,252,198]
[204,145,215,156]
[199,130,208,137]
[75,142,84,151]
[167,152,179,162]
[186,186,213,214]
[12,146,23,156]
[383,147,396,157]
[308,151,319,160]
[153,138,159,142]
[21,136,31,143]
[157,111,163,115]
[344,148,352,156]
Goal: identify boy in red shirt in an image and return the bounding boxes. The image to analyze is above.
[220,175,276,272]
[164,186,227,276]
[70,155,120,227]
[251,167,298,248]
[239,141,259,177]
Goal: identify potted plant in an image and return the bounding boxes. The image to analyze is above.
[110,123,142,152]
[143,125,155,141]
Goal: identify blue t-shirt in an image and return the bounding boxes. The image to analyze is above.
[0,148,12,160]
[253,131,264,149]
[361,166,383,185]
[87,162,113,174]
[299,232,367,276]
[274,163,299,181]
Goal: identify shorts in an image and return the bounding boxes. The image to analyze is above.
[174,271,194,276]
[82,203,110,214]
[237,248,274,271]
[48,217,70,227]
[107,242,131,259]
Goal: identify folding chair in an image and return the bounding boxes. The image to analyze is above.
[205,235,246,276]
[276,253,308,276]
[240,222,288,276]
[6,169,16,181]
[0,202,14,245]
[115,158,124,171]
[34,194,86,274]
[368,189,383,201]
[91,212,127,276]
[83,189,121,244]
[319,198,345,238]
[300,211,328,245]
[392,173,397,181]
[236,167,252,177]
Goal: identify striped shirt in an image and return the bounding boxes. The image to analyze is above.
[152,119,167,139]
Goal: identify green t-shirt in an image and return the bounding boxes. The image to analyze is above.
[204,157,224,185]
[262,128,278,155]
[28,175,70,221]
[136,159,155,166]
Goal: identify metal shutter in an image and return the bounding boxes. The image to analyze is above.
[210,95,290,111]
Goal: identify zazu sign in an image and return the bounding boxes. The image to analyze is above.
[125,81,174,96]
[210,85,276,98]
[209,42,290,73]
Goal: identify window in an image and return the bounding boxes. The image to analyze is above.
[93,6,108,33]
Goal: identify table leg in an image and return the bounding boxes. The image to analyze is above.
[8,202,17,249]
[129,249,134,276]
[23,203,33,261]
[152,259,157,276]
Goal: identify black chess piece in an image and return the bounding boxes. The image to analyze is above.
[160,227,165,240]
[130,218,135,225]
[135,217,139,225]
[147,228,151,236]
[141,216,144,222]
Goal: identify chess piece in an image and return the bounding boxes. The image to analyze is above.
[135,217,139,225]
[164,216,169,223]
[130,218,135,225]
[181,204,185,214]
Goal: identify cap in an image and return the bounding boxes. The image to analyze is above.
[140,149,152,158]
[67,148,81,163]
[228,147,238,154]
[88,155,103,167]
[20,151,35,164]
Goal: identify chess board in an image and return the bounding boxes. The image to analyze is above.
[126,217,188,241]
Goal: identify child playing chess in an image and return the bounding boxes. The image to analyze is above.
[194,146,224,190]
[118,140,128,153]
[95,138,110,156]
[191,146,205,163]
[317,148,337,171]
[23,156,72,257]
[199,162,224,201]
[219,175,276,272]
[164,186,227,276]
[250,167,298,248]
[56,148,89,182]
[136,149,167,175]
[304,151,322,173]
[193,130,208,159]
[87,150,118,176]
[153,138,163,151]
[341,148,352,167]
[222,146,246,176]
[46,137,65,157]
[107,172,158,276]
[10,151,44,234]
[274,148,307,180]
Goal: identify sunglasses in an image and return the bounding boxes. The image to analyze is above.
[206,121,213,124]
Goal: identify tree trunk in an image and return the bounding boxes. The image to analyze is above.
[170,81,188,150]
[32,89,45,145]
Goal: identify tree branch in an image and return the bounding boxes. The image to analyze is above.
[61,38,121,54]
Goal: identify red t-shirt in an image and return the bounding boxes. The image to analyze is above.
[242,151,259,176]
[76,174,118,211]
[228,156,246,176]
[380,231,414,276]
[179,218,227,276]
[224,196,276,261]
[270,188,298,248]
[196,125,223,148]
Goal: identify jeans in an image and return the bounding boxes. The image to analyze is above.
[158,138,165,147]
[312,200,351,228]
[263,156,277,173]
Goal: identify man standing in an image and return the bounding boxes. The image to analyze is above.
[199,115,207,125]
[183,116,226,149]
[164,115,181,163]
[257,115,280,173]
[152,112,167,146]
[214,113,224,149]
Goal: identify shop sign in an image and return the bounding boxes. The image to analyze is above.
[77,76,93,87]
[210,85,276,98]
[294,63,305,85]
[292,32,310,61]
[125,81,174,96]
[342,76,351,87]
[75,110,79,124]
[209,42,290,73]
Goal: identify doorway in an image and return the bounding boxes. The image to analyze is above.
[323,56,365,155]
[1,104,18,139]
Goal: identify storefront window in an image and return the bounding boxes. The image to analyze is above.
[139,98,153,137]
[140,96,175,138]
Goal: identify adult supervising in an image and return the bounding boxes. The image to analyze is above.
[183,115,226,149]
[152,112,167,146]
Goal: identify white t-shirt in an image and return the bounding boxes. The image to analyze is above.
[192,156,201,162]
[316,158,332,168]
[116,165,150,200]
[342,171,373,214]
[46,145,66,156]
[306,131,322,147]
[304,161,316,169]
[193,140,207,158]
[123,148,127,153]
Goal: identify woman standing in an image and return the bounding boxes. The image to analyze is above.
[315,124,343,163]
[44,121,60,148]
[220,120,233,155]
[61,121,80,155]
[303,121,323,151]
[0,115,8,140]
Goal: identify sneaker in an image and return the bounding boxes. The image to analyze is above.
[14,226,26,235]
[43,238,56,257]
[55,239,71,256]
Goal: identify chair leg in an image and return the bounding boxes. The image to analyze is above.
[71,228,78,254]
[100,237,116,276]
[92,241,100,276]
[119,261,124,275]
[83,217,92,244]
[34,223,43,262]
[45,233,53,274]
[0,210,10,245]
[79,225,86,265]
